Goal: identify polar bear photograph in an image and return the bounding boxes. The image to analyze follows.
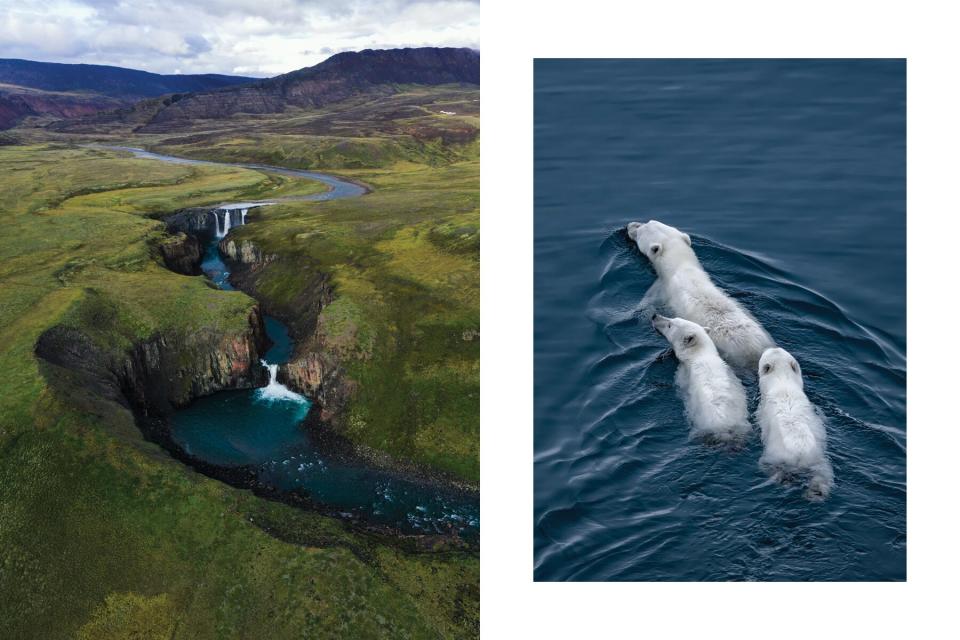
[534,58,905,582]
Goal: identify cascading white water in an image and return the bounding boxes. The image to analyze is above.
[256,359,308,403]
[214,210,225,239]
[214,207,250,239]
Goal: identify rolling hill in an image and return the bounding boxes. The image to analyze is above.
[0,58,257,129]
[0,58,257,99]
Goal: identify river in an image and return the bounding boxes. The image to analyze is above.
[107,146,479,540]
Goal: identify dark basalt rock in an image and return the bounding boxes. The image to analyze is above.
[156,232,202,275]
[218,236,353,420]
[164,207,218,242]
[35,306,268,419]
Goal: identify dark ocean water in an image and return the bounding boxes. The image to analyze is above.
[534,59,905,581]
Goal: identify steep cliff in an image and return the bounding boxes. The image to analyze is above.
[156,232,202,275]
[219,236,275,267]
[218,235,354,422]
[35,304,267,419]
[164,207,219,240]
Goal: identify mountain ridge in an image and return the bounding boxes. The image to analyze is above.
[0,58,258,129]
[0,58,257,99]
[137,47,480,131]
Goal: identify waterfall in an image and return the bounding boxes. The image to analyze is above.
[213,208,248,239]
[256,359,308,403]
[214,210,226,239]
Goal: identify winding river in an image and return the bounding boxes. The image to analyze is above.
[106,146,479,540]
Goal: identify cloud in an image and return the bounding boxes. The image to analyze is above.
[0,0,479,77]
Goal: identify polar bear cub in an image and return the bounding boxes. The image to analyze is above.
[628,220,774,371]
[756,347,834,499]
[652,314,751,443]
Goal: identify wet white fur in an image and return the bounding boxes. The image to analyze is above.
[652,315,750,443]
[756,347,834,499]
[628,220,774,371]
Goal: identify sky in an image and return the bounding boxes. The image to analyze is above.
[0,0,479,77]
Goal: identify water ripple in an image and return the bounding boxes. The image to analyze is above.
[535,229,905,581]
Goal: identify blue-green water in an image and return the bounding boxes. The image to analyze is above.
[534,60,904,580]
[176,229,479,538]
[200,235,233,290]
[171,382,478,536]
[122,147,480,538]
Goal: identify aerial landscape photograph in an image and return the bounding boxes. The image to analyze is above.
[0,1,479,637]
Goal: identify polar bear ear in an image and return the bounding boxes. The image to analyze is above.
[649,243,662,257]
[703,326,712,335]
[683,334,696,346]
[681,233,691,246]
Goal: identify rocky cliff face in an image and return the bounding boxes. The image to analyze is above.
[35,306,267,418]
[156,232,202,275]
[219,237,274,266]
[218,237,354,423]
[278,352,355,423]
[164,207,218,241]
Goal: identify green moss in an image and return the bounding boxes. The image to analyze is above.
[320,297,376,359]
[77,592,178,640]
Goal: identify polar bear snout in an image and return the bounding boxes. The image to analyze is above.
[651,313,668,334]
[626,221,644,240]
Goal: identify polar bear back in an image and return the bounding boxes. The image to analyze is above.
[756,347,834,498]
[663,265,774,371]
[757,391,826,466]
[678,357,750,441]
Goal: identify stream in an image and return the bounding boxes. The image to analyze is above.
[108,146,479,539]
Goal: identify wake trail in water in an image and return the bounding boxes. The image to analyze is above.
[535,227,905,581]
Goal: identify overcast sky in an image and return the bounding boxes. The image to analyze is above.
[0,0,479,77]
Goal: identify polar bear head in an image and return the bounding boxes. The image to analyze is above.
[626,220,693,271]
[758,347,803,392]
[651,314,715,362]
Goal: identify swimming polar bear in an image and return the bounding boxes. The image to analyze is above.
[628,220,775,371]
[756,347,834,500]
[652,314,751,443]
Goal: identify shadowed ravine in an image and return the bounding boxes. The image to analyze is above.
[113,146,479,540]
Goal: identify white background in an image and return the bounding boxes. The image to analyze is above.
[481,0,959,637]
